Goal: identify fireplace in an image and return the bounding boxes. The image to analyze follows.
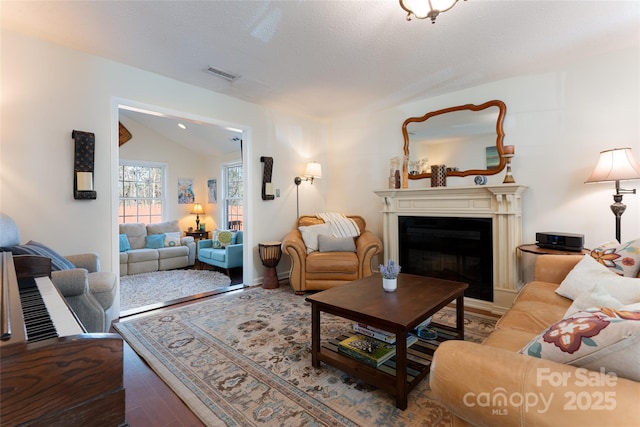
[374,185,527,314]
[399,216,493,301]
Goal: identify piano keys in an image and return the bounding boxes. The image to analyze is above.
[0,252,127,426]
[18,276,85,341]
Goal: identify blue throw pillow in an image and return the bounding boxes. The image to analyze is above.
[119,234,131,252]
[6,240,75,271]
[145,234,165,249]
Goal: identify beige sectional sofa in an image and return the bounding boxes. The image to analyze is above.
[430,254,640,426]
[119,220,195,276]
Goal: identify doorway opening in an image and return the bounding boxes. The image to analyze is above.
[114,101,250,316]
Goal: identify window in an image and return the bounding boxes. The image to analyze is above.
[223,162,243,230]
[118,162,166,224]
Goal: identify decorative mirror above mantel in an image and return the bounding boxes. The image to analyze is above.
[403,100,507,179]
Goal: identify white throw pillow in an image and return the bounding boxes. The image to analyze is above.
[555,255,640,304]
[164,231,182,247]
[299,222,332,254]
[564,283,624,317]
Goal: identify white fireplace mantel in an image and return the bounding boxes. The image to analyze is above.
[374,184,528,314]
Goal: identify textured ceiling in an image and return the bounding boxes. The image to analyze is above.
[2,0,639,120]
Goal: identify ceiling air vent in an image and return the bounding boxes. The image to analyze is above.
[206,66,240,82]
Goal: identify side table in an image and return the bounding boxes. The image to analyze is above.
[184,230,210,240]
[259,241,282,289]
[517,244,588,284]
[517,244,590,256]
[185,230,211,269]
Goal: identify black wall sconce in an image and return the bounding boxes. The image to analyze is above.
[72,130,97,200]
[260,156,275,200]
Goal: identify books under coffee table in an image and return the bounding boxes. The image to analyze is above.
[338,334,419,367]
[306,273,468,410]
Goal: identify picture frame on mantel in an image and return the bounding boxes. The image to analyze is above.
[486,146,500,170]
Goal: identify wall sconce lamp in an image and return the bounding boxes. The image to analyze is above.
[294,162,322,218]
[294,162,322,186]
[191,203,205,230]
[585,147,640,243]
[399,0,465,23]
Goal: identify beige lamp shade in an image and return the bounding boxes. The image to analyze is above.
[304,162,322,179]
[191,203,205,215]
[585,148,640,183]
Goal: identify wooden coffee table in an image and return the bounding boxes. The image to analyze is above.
[305,273,468,410]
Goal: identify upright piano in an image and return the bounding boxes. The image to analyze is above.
[0,252,126,426]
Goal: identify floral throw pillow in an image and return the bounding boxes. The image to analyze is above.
[519,307,640,381]
[590,238,640,277]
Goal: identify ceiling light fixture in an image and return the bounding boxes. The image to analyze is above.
[399,0,465,23]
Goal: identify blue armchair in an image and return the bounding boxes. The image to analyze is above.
[197,231,243,276]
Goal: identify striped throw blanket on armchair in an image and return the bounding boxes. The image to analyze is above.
[316,212,361,237]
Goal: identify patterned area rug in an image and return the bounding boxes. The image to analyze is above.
[114,286,497,426]
[119,270,232,312]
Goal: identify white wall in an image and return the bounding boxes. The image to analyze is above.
[1,30,327,290]
[2,30,639,307]
[328,47,640,252]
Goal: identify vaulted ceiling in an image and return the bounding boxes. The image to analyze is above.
[3,1,639,121]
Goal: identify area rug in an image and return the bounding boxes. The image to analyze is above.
[114,286,497,426]
[119,270,232,312]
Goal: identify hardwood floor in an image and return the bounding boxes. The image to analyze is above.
[122,339,204,427]
[116,268,247,426]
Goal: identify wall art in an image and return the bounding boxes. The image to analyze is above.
[208,179,217,203]
[178,178,195,204]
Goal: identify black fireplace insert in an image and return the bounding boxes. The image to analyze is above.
[398,216,493,301]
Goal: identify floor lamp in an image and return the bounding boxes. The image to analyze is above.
[294,162,322,218]
[585,148,640,243]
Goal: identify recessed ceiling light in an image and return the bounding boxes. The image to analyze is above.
[178,123,187,130]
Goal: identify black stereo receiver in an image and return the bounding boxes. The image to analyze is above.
[535,232,584,252]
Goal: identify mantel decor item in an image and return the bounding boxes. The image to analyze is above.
[403,100,507,181]
[585,147,640,243]
[379,259,401,292]
[389,156,402,189]
[431,165,447,187]
[502,145,516,184]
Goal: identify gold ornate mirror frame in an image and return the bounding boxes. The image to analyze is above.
[403,100,507,179]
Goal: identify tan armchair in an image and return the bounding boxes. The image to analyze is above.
[282,215,382,295]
